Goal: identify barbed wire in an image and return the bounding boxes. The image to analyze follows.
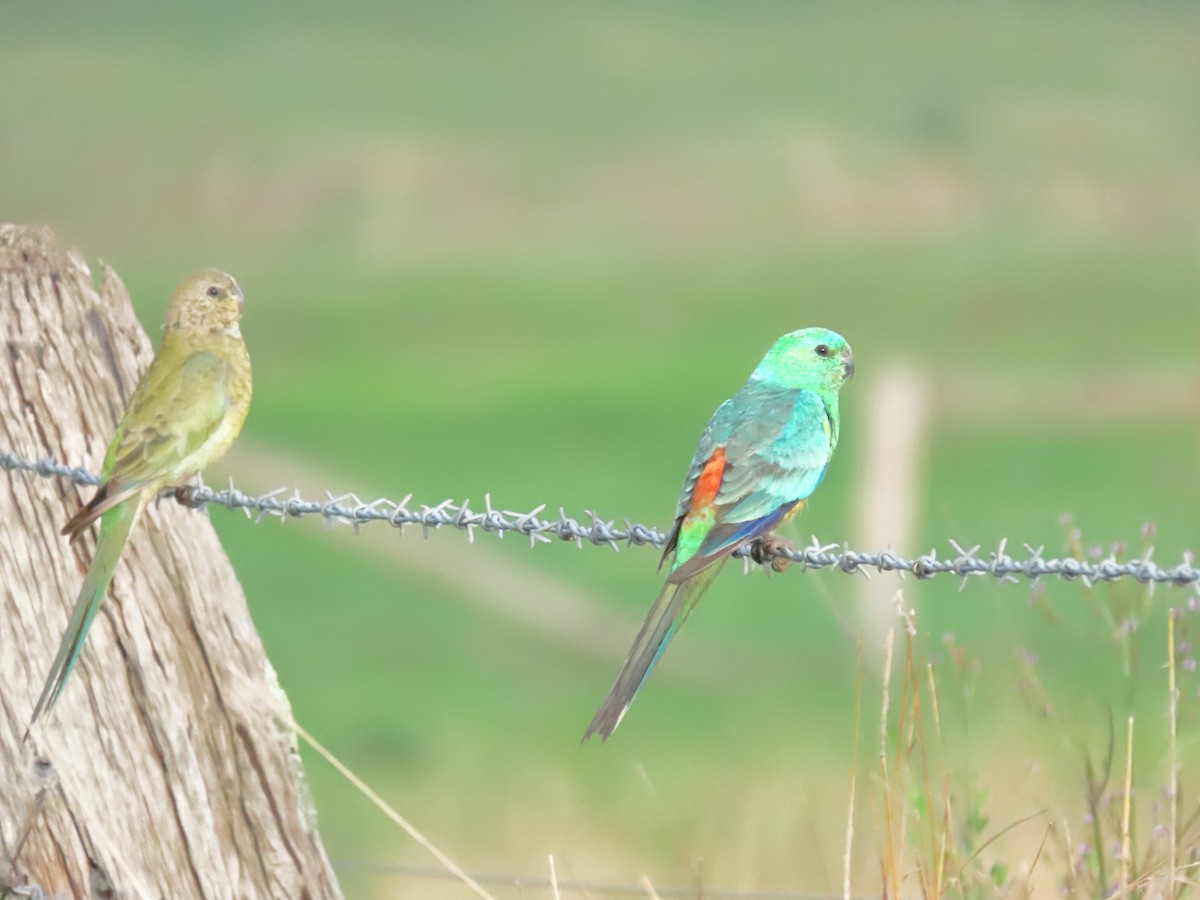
[333,858,857,899]
[3,448,1196,589]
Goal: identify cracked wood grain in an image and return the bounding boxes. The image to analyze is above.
[0,225,341,900]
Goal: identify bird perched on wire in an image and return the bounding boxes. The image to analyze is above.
[583,327,853,742]
[29,269,252,727]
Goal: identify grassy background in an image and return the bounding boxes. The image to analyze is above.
[3,2,1198,896]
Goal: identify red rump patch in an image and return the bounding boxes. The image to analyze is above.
[690,447,726,511]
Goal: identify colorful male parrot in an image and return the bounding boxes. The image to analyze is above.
[29,269,252,726]
[583,327,853,742]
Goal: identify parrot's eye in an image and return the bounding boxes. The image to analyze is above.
[206,286,220,298]
[814,344,830,357]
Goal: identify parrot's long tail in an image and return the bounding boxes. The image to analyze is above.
[29,496,144,728]
[582,560,726,742]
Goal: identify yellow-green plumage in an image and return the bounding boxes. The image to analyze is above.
[30,269,251,727]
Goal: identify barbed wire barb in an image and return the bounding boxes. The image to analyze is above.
[3,448,1197,589]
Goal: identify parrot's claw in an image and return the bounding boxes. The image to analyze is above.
[749,534,795,573]
[174,485,205,509]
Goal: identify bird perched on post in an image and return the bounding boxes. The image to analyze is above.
[29,269,252,727]
[583,327,853,742]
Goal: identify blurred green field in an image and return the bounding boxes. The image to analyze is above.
[3,2,1198,896]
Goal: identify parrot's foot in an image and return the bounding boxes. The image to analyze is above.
[749,534,795,573]
[174,484,205,509]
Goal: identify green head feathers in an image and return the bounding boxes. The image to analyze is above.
[751,327,854,392]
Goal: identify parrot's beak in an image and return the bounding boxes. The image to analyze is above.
[233,285,245,313]
[842,346,855,380]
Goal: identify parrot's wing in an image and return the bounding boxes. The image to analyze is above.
[666,385,833,582]
[714,389,833,518]
[658,395,735,568]
[63,350,233,537]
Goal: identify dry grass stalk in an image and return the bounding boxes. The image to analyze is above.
[1168,607,1179,896]
[879,626,898,899]
[289,718,496,900]
[1120,716,1134,893]
[843,637,863,900]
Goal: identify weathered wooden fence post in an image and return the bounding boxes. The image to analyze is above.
[0,225,342,899]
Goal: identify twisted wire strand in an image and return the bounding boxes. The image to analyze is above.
[3,449,1196,589]
[334,858,857,898]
